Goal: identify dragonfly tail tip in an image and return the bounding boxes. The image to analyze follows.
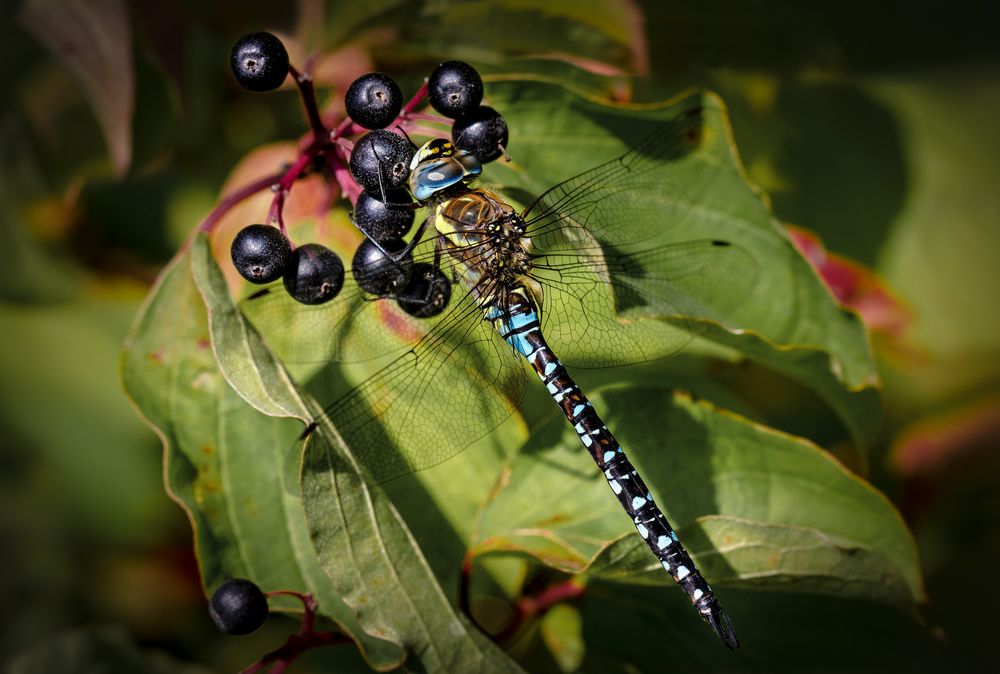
[707,608,740,650]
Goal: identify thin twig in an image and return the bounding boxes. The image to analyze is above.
[198,171,283,233]
[289,64,327,142]
[495,579,585,645]
[404,111,451,125]
[401,80,428,115]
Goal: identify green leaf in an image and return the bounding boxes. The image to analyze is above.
[232,85,879,476]
[19,0,134,175]
[473,391,924,610]
[483,81,881,449]
[331,0,644,92]
[133,77,891,666]
[121,243,405,671]
[405,0,644,72]
[183,235,523,672]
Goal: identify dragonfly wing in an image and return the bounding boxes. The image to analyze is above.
[532,239,757,368]
[233,230,478,373]
[521,105,760,368]
[314,282,527,484]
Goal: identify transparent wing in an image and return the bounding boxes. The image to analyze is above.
[238,103,756,482]
[233,226,488,374]
[522,105,760,367]
[308,276,526,484]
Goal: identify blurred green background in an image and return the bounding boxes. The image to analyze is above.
[2,0,999,672]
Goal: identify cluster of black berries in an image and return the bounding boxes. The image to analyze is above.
[427,60,509,162]
[228,33,508,319]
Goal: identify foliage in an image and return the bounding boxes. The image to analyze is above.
[121,47,907,674]
[4,1,1000,673]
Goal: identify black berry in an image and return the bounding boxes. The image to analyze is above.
[396,263,452,318]
[349,130,415,195]
[353,190,415,242]
[428,61,483,119]
[208,578,269,636]
[230,32,289,92]
[345,73,403,129]
[231,224,291,284]
[283,243,345,305]
[351,238,413,295]
[452,106,508,163]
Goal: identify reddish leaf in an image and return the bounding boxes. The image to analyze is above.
[891,393,1000,478]
[787,224,912,338]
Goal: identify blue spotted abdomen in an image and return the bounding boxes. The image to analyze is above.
[487,286,738,648]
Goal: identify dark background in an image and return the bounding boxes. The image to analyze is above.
[2,1,999,671]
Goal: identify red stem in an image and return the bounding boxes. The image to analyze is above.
[203,67,436,247]
[401,80,428,115]
[239,630,349,674]
[289,64,327,142]
[461,551,585,645]
[198,171,283,233]
[278,150,316,192]
[330,116,353,140]
[398,123,450,140]
[240,591,348,673]
[404,111,451,124]
[494,579,585,645]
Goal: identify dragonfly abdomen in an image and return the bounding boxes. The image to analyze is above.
[487,286,740,650]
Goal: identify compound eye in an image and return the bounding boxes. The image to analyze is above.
[455,150,483,177]
[410,158,466,200]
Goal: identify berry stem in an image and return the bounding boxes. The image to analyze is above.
[334,162,362,204]
[239,591,349,673]
[199,171,284,233]
[289,64,328,142]
[330,116,353,140]
[277,150,316,192]
[399,123,450,140]
[400,80,428,116]
[461,551,585,646]
[333,136,355,153]
[213,70,435,243]
[494,578,585,645]
[265,148,320,235]
[403,111,451,125]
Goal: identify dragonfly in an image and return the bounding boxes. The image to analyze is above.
[238,102,754,649]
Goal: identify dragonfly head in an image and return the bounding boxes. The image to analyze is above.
[408,138,482,201]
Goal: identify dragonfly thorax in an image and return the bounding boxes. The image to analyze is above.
[433,189,534,304]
